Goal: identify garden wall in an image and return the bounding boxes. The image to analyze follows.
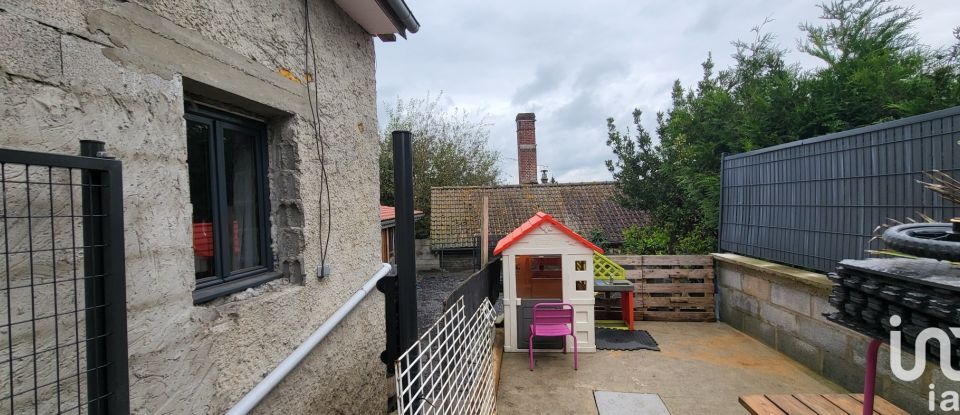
[714,253,946,414]
[415,238,441,271]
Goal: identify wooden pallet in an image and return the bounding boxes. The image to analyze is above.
[597,255,716,322]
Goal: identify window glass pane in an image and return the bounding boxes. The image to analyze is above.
[515,255,562,298]
[186,120,216,280]
[223,126,263,272]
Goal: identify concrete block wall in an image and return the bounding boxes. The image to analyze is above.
[415,238,441,271]
[714,254,945,414]
[438,251,476,272]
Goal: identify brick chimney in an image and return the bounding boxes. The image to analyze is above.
[516,113,537,184]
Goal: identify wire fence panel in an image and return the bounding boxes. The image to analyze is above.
[0,147,128,414]
[395,297,496,415]
[719,106,960,273]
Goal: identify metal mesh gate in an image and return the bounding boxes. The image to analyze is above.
[0,144,128,414]
[395,297,496,415]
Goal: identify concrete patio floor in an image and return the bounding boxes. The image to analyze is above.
[496,322,848,415]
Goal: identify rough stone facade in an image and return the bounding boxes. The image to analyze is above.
[0,0,386,413]
[714,253,944,414]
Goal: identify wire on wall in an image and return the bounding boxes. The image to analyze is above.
[303,0,333,279]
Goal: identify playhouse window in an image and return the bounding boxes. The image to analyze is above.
[575,260,586,271]
[516,255,562,298]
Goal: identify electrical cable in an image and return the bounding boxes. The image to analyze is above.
[303,0,333,279]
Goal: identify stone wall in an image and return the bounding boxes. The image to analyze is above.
[415,238,440,271]
[714,253,944,414]
[0,1,386,413]
[439,250,476,272]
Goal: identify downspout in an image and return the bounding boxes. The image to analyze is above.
[226,262,393,415]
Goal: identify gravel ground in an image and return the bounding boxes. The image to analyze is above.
[417,270,503,334]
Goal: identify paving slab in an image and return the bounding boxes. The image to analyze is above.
[594,391,670,415]
[496,322,846,415]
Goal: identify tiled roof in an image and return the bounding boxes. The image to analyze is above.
[380,205,424,227]
[493,212,604,255]
[430,182,648,250]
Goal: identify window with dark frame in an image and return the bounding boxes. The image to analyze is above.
[185,106,275,302]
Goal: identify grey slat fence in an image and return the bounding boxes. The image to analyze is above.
[719,106,960,273]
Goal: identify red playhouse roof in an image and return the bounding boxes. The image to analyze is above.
[493,211,604,255]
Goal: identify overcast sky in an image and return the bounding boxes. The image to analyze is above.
[374,1,959,184]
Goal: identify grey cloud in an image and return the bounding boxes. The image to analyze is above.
[573,61,629,90]
[512,64,567,106]
[376,0,960,184]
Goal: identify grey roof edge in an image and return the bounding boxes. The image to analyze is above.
[725,105,960,161]
[376,0,420,36]
[431,181,617,191]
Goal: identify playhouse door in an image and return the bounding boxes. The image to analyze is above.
[518,299,563,350]
[515,255,564,350]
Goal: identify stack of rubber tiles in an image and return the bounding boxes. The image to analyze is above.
[825,258,960,368]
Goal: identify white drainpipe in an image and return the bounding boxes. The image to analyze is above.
[226,262,393,415]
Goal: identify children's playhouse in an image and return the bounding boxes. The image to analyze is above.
[494,212,603,353]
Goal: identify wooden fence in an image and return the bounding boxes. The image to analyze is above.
[596,255,716,322]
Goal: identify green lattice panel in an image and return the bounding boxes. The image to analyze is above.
[593,252,625,280]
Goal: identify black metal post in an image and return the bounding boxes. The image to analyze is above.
[80,140,129,414]
[391,131,418,351]
[80,140,107,415]
[717,152,726,254]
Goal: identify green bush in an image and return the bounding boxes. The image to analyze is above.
[622,225,671,255]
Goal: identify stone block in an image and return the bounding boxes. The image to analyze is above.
[777,332,822,372]
[771,284,812,316]
[718,266,742,290]
[0,13,61,81]
[720,301,745,329]
[61,34,181,99]
[760,302,798,333]
[877,378,930,415]
[811,295,836,322]
[724,289,759,315]
[797,315,849,353]
[742,274,770,300]
[742,314,776,347]
[822,350,867,392]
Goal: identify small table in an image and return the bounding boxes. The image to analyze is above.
[739,394,908,415]
[594,279,635,330]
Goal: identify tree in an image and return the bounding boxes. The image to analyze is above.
[798,0,958,131]
[607,0,960,255]
[379,94,501,237]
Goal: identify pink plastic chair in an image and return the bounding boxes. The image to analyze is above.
[528,302,578,371]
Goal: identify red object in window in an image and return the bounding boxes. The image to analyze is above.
[193,222,215,257]
[192,221,241,257]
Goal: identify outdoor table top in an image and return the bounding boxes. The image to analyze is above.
[739,393,908,415]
